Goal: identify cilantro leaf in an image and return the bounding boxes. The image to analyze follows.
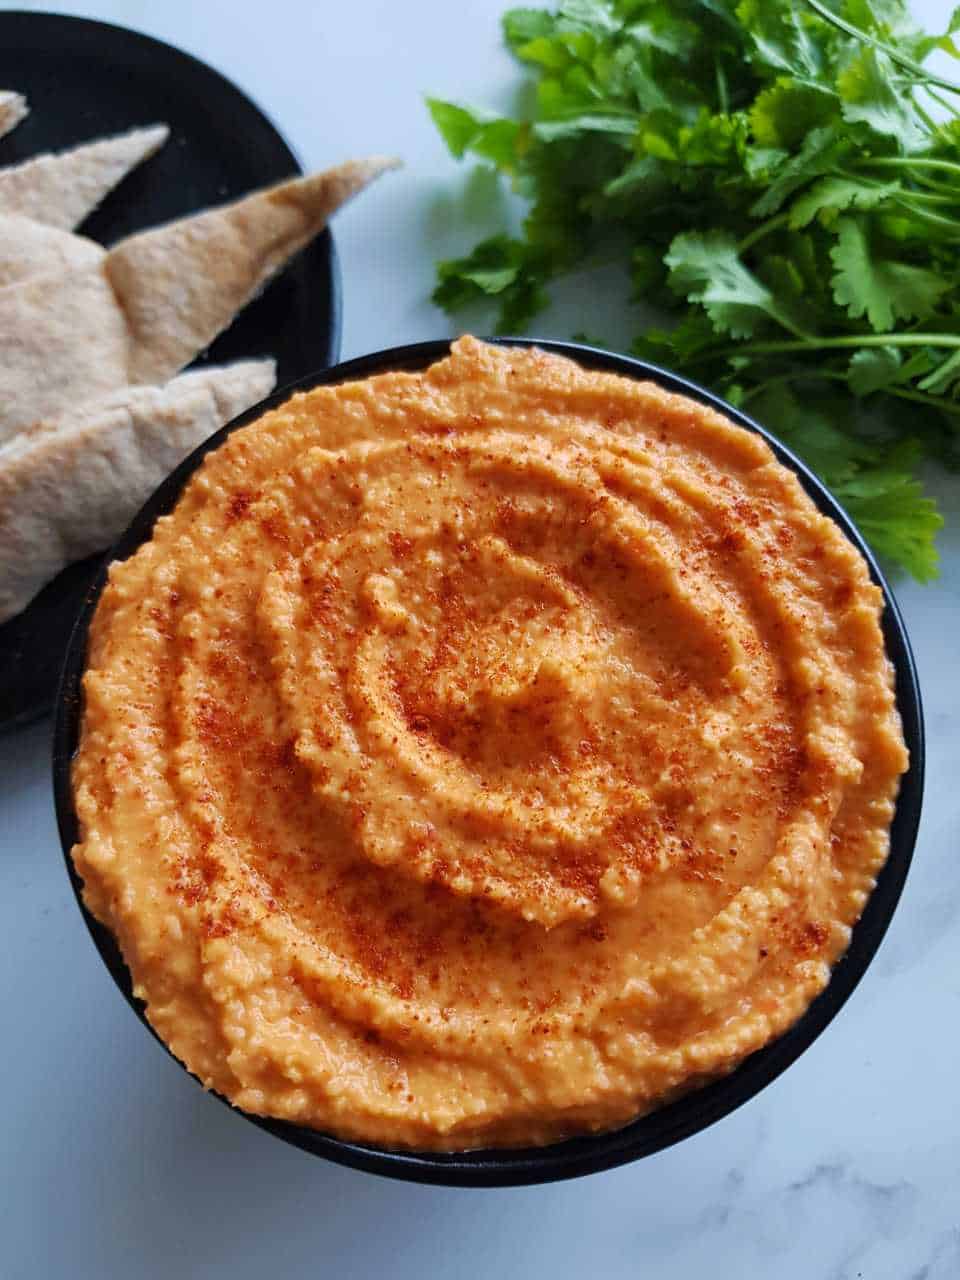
[754,253,824,330]
[432,235,550,332]
[748,384,873,483]
[749,125,848,217]
[788,175,902,227]
[427,100,522,167]
[748,80,837,150]
[848,346,904,395]
[836,46,930,150]
[532,111,638,141]
[749,385,942,580]
[735,0,829,81]
[557,0,622,35]
[918,348,960,396]
[631,310,720,364]
[503,8,556,49]
[832,445,943,583]
[830,216,952,331]
[623,15,699,59]
[666,230,809,339]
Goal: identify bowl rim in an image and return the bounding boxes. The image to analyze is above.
[52,337,925,1188]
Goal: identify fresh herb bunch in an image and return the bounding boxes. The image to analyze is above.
[427,0,960,580]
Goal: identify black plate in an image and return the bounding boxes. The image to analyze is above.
[53,339,924,1187]
[0,10,341,731]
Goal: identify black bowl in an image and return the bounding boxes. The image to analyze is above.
[53,339,924,1187]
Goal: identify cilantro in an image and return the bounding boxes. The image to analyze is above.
[830,216,952,331]
[503,9,556,47]
[836,46,931,149]
[433,235,552,333]
[429,0,960,579]
[847,346,904,395]
[426,101,523,168]
[788,175,902,227]
[666,231,810,339]
[749,125,850,217]
[748,81,837,150]
[747,384,944,581]
[833,446,943,583]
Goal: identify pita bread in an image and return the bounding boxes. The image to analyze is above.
[0,213,104,287]
[0,156,397,440]
[0,91,27,141]
[107,154,399,383]
[0,123,168,229]
[0,358,276,622]
[0,265,130,443]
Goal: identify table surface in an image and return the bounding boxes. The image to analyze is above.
[2,2,958,1277]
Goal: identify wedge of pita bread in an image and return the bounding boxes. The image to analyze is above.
[0,155,397,440]
[0,91,27,140]
[0,358,276,622]
[0,265,130,443]
[0,123,168,229]
[0,213,104,287]
[107,154,399,383]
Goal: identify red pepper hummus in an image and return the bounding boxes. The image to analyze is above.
[71,337,908,1150]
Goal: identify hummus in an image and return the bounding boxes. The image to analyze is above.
[71,337,908,1150]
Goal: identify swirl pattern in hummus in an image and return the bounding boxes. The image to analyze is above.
[72,337,908,1150]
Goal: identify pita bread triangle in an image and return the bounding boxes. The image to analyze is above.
[108,154,400,383]
[0,91,28,141]
[0,155,398,441]
[0,213,103,288]
[0,123,169,229]
[0,358,277,622]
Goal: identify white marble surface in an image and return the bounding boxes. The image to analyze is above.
[2,2,959,1276]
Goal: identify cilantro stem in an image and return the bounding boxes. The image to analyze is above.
[715,61,730,117]
[738,213,789,253]
[737,369,848,405]
[891,189,960,208]
[737,369,960,417]
[802,0,960,96]
[701,333,960,362]
[886,385,960,414]
[912,97,940,137]
[897,171,958,196]
[758,334,960,352]
[924,85,959,119]
[859,156,960,180]
[891,200,960,235]
[838,169,960,209]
